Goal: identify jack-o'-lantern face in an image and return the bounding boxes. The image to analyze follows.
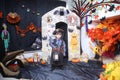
[71,33,78,45]
[72,33,77,38]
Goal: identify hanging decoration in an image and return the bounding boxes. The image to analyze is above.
[42,36,47,40]
[72,0,120,28]
[6,12,21,24]
[1,23,10,52]
[20,4,40,16]
[53,8,69,16]
[100,16,106,21]
[0,11,2,18]
[72,0,120,54]
[16,22,38,37]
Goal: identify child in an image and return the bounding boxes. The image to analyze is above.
[49,28,66,70]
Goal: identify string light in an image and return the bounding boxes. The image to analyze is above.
[20,4,40,16]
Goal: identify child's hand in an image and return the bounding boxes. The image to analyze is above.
[52,48,58,52]
[60,47,64,53]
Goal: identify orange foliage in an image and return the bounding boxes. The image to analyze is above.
[88,19,120,55]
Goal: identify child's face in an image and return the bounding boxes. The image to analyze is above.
[55,33,62,39]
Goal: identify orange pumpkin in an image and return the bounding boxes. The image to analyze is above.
[27,58,33,63]
[6,12,21,24]
[41,60,46,65]
[72,58,80,63]
[100,73,107,80]
[102,64,106,69]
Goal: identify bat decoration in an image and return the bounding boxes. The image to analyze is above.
[42,36,47,40]
[68,28,74,33]
[54,10,59,15]
[89,3,93,7]
[72,0,120,28]
[54,8,70,16]
[91,9,96,13]
[88,20,92,24]
[60,9,64,16]
[100,16,106,21]
[66,10,70,14]
[109,5,115,11]
[77,26,81,30]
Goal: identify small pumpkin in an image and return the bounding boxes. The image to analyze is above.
[27,58,33,63]
[40,59,46,65]
[100,73,107,80]
[102,64,106,69]
[71,58,80,63]
[6,12,21,24]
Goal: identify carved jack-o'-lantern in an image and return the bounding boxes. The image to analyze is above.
[6,12,21,24]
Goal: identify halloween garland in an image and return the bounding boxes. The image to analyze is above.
[16,22,41,37]
[6,12,21,24]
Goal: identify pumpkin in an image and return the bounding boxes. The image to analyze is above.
[100,73,107,80]
[6,12,21,24]
[102,64,107,69]
[27,58,33,63]
[41,60,46,65]
[71,58,80,63]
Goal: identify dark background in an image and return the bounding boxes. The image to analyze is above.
[0,0,66,52]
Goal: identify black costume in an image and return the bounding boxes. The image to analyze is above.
[49,29,66,70]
